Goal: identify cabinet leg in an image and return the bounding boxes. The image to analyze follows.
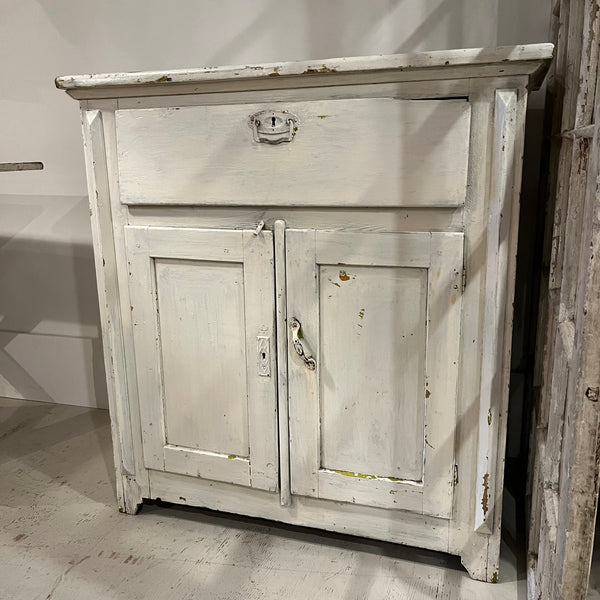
[460,534,499,582]
[116,475,143,515]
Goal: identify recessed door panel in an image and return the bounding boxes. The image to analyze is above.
[125,226,278,492]
[286,230,463,518]
[319,264,427,481]
[156,259,249,457]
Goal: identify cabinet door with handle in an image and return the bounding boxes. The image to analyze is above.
[286,229,463,518]
[125,226,278,492]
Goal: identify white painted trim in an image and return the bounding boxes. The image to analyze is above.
[475,90,518,533]
[56,44,553,95]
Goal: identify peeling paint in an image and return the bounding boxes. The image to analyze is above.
[487,409,492,426]
[228,455,236,460]
[491,571,498,583]
[154,75,172,83]
[425,436,435,449]
[482,473,490,516]
[316,115,331,119]
[333,469,377,479]
[358,309,365,319]
[332,469,401,482]
[339,270,350,281]
[425,390,431,399]
[303,65,338,74]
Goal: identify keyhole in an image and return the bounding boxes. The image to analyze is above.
[261,352,266,360]
[271,116,276,127]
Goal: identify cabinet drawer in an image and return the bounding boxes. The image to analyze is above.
[115,98,471,207]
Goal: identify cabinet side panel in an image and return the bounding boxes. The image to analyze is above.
[82,108,143,512]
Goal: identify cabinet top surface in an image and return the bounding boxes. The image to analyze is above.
[56,43,553,100]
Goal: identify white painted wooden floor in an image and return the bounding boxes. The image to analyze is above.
[0,397,526,599]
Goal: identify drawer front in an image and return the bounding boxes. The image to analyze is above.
[115,98,471,207]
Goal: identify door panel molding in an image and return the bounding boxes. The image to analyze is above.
[286,229,463,518]
[125,225,278,492]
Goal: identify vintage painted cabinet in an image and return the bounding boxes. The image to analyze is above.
[56,44,552,582]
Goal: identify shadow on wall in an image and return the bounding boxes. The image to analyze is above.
[0,194,108,409]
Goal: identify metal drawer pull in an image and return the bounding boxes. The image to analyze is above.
[249,110,298,144]
[290,318,316,370]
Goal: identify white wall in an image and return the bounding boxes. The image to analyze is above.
[0,0,550,408]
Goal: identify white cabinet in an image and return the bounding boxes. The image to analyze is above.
[56,44,552,582]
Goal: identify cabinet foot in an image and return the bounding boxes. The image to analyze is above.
[460,537,499,582]
[116,475,143,515]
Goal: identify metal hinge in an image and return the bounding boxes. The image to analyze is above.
[462,266,467,292]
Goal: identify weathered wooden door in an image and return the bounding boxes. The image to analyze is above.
[286,230,463,518]
[125,226,278,492]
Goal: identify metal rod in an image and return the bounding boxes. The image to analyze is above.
[0,162,44,172]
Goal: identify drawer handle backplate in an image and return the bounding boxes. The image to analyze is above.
[249,110,298,144]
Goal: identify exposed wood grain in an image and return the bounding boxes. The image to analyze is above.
[528,1,600,598]
[127,206,465,233]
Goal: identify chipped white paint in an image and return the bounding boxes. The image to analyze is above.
[114,99,471,207]
[57,45,552,582]
[124,226,278,491]
[475,89,518,534]
[55,43,553,98]
[286,230,462,518]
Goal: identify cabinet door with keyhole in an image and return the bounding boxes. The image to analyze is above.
[125,226,278,492]
[286,230,463,518]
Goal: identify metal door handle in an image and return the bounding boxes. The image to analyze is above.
[290,318,316,370]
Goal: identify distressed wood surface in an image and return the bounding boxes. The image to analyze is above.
[475,89,518,535]
[124,226,279,492]
[527,1,600,598]
[58,45,550,583]
[127,206,464,233]
[56,43,552,100]
[115,99,470,207]
[286,230,462,519]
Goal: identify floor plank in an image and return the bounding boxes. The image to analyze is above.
[0,397,525,599]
